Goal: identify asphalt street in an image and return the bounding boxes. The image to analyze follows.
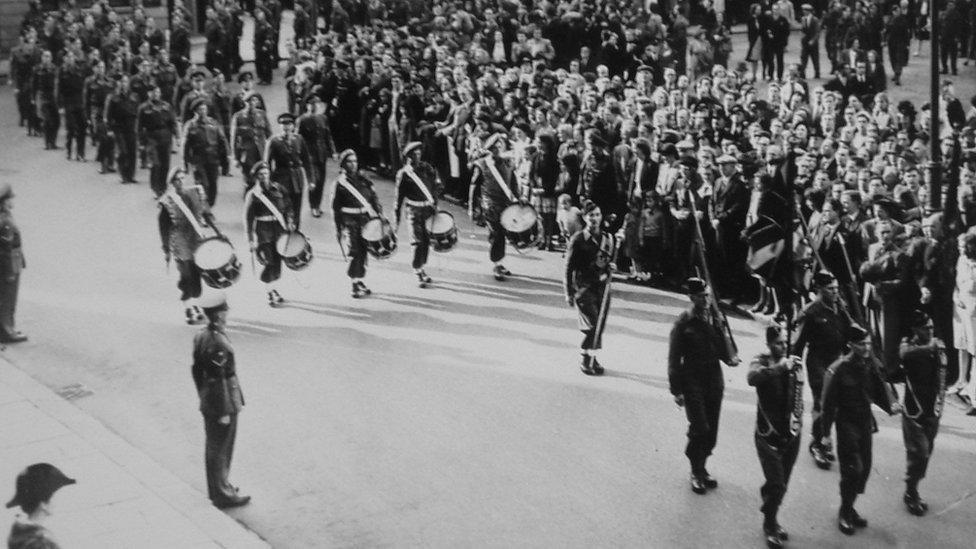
[0,28,974,549]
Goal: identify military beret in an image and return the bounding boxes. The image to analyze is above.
[189,97,208,113]
[277,113,296,124]
[237,70,254,83]
[581,199,599,214]
[338,149,357,166]
[685,277,708,295]
[801,3,814,10]
[249,161,269,178]
[847,324,871,342]
[483,132,507,151]
[402,141,422,158]
[5,463,75,511]
[812,270,836,287]
[190,68,207,79]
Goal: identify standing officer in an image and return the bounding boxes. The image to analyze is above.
[243,162,294,307]
[57,49,88,161]
[104,74,140,184]
[183,99,229,206]
[32,50,59,150]
[471,133,520,281]
[892,311,946,516]
[0,185,27,344]
[230,94,271,193]
[137,84,179,197]
[821,324,900,535]
[84,60,115,174]
[565,200,617,376]
[747,325,802,549]
[798,4,821,80]
[394,141,441,288]
[791,271,852,469]
[265,113,311,222]
[668,277,739,494]
[158,168,214,324]
[297,92,336,218]
[191,291,250,509]
[331,149,383,299]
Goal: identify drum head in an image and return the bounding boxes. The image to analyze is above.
[361,219,384,241]
[428,211,456,234]
[501,204,538,233]
[276,231,310,256]
[194,238,234,269]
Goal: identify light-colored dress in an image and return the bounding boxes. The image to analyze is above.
[953,255,976,354]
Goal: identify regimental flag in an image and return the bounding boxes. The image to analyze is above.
[745,215,785,277]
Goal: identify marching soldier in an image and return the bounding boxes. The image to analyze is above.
[153,50,180,108]
[471,133,520,281]
[229,94,271,192]
[178,69,215,124]
[297,92,336,218]
[668,277,739,494]
[57,49,88,161]
[791,271,852,469]
[84,60,115,174]
[564,199,617,376]
[265,113,311,223]
[32,50,59,150]
[10,32,41,136]
[892,311,947,516]
[191,291,250,509]
[747,325,803,549]
[182,98,229,206]
[821,324,900,535]
[137,84,179,197]
[331,149,383,298]
[394,142,440,287]
[230,71,266,113]
[243,162,294,307]
[104,74,140,184]
[0,185,27,344]
[158,167,214,324]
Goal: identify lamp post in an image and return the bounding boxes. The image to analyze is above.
[927,0,941,213]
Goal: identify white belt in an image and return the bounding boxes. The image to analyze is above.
[341,207,369,214]
[404,198,434,207]
[254,215,276,222]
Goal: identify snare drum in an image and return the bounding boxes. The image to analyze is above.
[500,203,541,250]
[276,231,313,271]
[362,217,398,259]
[194,237,242,288]
[425,210,458,252]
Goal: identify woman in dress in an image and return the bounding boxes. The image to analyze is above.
[952,231,976,413]
[746,3,764,80]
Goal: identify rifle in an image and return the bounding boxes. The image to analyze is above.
[687,188,740,365]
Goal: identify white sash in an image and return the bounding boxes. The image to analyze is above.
[337,174,378,217]
[486,159,516,202]
[250,187,288,229]
[404,167,436,203]
[162,189,206,237]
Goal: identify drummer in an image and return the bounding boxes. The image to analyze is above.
[243,161,295,307]
[158,167,216,324]
[331,149,384,298]
[564,199,617,375]
[471,132,522,281]
[394,141,442,288]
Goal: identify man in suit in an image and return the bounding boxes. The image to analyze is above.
[627,138,660,199]
[885,4,911,85]
[799,4,822,79]
[710,155,751,302]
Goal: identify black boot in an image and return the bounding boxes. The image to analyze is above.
[904,484,928,516]
[580,354,597,376]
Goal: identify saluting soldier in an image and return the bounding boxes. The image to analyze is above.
[892,311,947,516]
[137,83,179,197]
[182,98,229,206]
[471,133,521,281]
[229,94,271,192]
[158,168,214,324]
[0,185,27,344]
[230,71,266,114]
[103,74,140,184]
[265,113,311,223]
[84,60,115,174]
[331,149,383,299]
[821,324,900,536]
[564,199,617,376]
[243,162,294,307]
[57,49,88,161]
[668,277,739,494]
[791,271,852,469]
[191,291,250,509]
[747,325,803,549]
[394,142,441,287]
[32,50,60,150]
[297,91,336,218]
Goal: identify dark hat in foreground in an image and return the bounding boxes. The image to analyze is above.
[6,463,75,510]
[812,270,836,287]
[237,70,254,83]
[685,277,708,295]
[847,324,871,342]
[198,291,228,314]
[0,184,14,202]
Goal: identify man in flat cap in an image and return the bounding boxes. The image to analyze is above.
[6,463,75,547]
[265,113,311,223]
[192,291,250,509]
[710,154,751,302]
[229,93,272,193]
[0,185,27,343]
[669,277,739,494]
[182,98,228,206]
[394,141,442,287]
[821,324,899,535]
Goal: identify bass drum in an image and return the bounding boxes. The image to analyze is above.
[362,217,398,259]
[194,237,242,289]
[500,203,541,250]
[276,230,313,271]
[425,210,458,252]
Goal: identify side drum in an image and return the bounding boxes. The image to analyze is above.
[276,231,314,271]
[194,237,242,289]
[500,203,541,250]
[362,217,398,259]
[425,210,458,252]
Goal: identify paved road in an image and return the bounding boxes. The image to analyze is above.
[0,28,974,549]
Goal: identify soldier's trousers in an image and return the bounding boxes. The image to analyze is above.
[203,413,239,503]
[93,122,115,169]
[0,274,21,338]
[806,362,828,442]
[339,214,369,279]
[684,380,724,473]
[15,90,37,130]
[193,161,221,206]
[176,259,203,301]
[482,200,507,263]
[799,45,820,78]
[902,415,939,485]
[39,102,59,147]
[755,433,800,517]
[115,130,137,181]
[577,285,610,351]
[64,107,86,158]
[837,420,872,502]
[309,160,326,210]
[406,205,433,269]
[146,138,173,197]
[255,221,282,284]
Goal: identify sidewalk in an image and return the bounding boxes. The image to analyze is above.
[0,357,269,549]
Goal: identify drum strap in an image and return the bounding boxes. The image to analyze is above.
[337,175,378,218]
[405,167,436,204]
[162,189,206,237]
[249,188,288,230]
[486,160,516,203]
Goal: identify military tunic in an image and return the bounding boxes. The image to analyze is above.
[473,155,518,263]
[564,228,616,350]
[792,299,852,443]
[183,116,229,206]
[894,336,946,486]
[244,182,294,283]
[158,185,212,301]
[0,211,26,340]
[394,162,440,269]
[331,172,382,279]
[137,99,178,196]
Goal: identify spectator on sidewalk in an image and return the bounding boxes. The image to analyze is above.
[0,185,27,344]
[5,463,76,549]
